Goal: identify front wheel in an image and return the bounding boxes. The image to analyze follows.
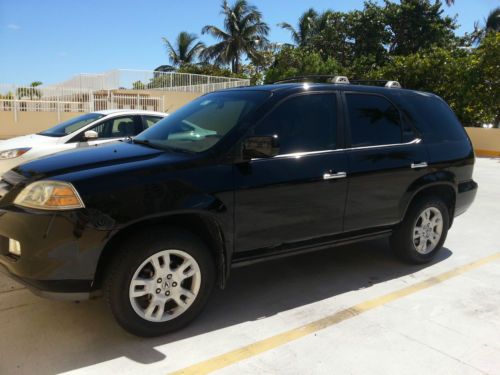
[390,196,450,264]
[105,229,215,337]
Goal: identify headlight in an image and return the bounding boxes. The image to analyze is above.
[0,148,31,159]
[14,181,85,210]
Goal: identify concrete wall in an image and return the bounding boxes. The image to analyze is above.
[0,90,201,138]
[465,127,500,157]
[0,111,84,138]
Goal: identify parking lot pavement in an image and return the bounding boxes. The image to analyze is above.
[1,157,499,375]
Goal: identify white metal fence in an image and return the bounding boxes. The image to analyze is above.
[1,70,249,120]
[0,84,166,121]
[54,69,250,92]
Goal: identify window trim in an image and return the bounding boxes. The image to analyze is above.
[250,138,422,162]
[342,91,412,149]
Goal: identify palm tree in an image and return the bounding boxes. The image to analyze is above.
[485,7,500,32]
[471,7,500,43]
[16,81,43,100]
[162,32,205,67]
[278,8,319,47]
[202,0,269,74]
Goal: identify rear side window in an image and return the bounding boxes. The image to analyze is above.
[346,93,402,147]
[253,93,337,155]
[404,94,466,142]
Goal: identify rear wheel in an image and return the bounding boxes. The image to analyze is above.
[105,229,215,337]
[390,196,450,264]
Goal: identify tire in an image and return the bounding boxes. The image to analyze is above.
[390,196,450,264]
[105,227,216,337]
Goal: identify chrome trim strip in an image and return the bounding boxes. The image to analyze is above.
[251,138,421,161]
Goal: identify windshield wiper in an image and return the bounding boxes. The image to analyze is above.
[133,139,194,154]
[132,139,160,149]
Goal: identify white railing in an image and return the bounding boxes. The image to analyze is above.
[53,69,250,91]
[0,84,166,121]
[1,70,249,121]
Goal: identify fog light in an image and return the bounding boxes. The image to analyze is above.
[8,239,21,256]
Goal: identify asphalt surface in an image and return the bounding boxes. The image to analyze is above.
[0,157,499,375]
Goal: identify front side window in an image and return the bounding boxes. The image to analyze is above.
[253,93,337,155]
[346,94,402,147]
[134,91,270,153]
[89,116,140,139]
[143,116,163,129]
[38,113,105,137]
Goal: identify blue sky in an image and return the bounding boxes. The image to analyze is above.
[0,0,497,85]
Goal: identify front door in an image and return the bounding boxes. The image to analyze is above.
[234,92,348,254]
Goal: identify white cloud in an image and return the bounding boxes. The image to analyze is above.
[6,24,21,30]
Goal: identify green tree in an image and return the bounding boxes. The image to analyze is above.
[348,2,390,65]
[162,31,205,67]
[202,0,269,73]
[384,0,457,55]
[278,8,319,47]
[264,46,345,83]
[371,33,499,126]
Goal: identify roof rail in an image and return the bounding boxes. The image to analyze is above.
[385,80,402,88]
[349,79,402,88]
[271,75,351,84]
[271,76,402,88]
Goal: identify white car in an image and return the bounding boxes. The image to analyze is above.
[0,109,167,175]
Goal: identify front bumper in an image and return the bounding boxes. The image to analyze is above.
[0,207,111,300]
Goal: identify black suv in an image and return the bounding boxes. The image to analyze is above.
[0,77,477,336]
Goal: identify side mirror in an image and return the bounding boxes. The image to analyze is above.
[83,130,98,141]
[241,135,279,160]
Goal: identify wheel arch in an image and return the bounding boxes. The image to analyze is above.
[400,172,457,227]
[92,211,230,291]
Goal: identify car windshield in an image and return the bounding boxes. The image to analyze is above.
[134,91,270,153]
[38,113,106,137]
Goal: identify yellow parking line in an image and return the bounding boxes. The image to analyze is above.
[170,252,500,375]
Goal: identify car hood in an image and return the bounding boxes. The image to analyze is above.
[13,141,190,179]
[0,134,58,150]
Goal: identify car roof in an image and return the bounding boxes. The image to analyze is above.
[93,109,167,116]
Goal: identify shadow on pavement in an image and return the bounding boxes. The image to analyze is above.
[0,239,451,374]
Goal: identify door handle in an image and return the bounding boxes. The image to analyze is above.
[323,171,347,180]
[411,162,428,169]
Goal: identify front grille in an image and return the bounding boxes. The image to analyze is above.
[0,171,25,200]
[0,180,12,200]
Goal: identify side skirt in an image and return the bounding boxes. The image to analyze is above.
[231,229,392,268]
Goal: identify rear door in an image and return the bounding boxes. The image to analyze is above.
[343,92,428,232]
[234,92,349,254]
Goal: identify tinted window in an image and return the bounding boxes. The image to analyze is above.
[347,94,402,147]
[253,94,337,155]
[403,94,466,142]
[135,91,270,153]
[39,113,105,137]
[143,116,163,129]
